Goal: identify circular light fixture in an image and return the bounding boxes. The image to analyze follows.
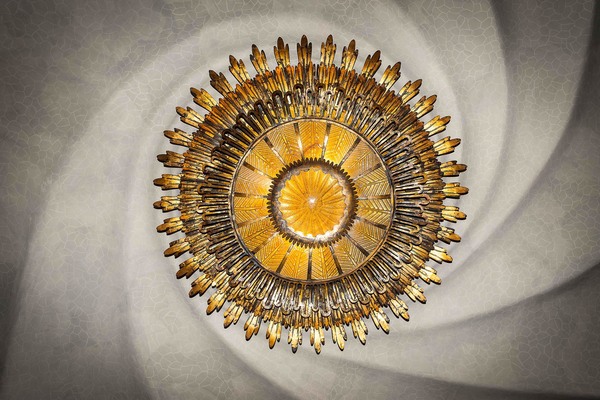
[154,35,468,353]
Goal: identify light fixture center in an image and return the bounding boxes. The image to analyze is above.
[277,166,347,239]
[269,159,357,248]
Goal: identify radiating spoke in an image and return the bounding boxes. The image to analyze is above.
[329,245,344,275]
[252,231,279,254]
[243,161,274,179]
[294,122,304,158]
[338,137,361,167]
[276,244,294,274]
[307,248,313,280]
[263,136,287,165]
[234,192,268,199]
[345,234,370,257]
[357,194,391,200]
[237,215,269,228]
[320,123,331,160]
[353,163,382,181]
[357,215,388,230]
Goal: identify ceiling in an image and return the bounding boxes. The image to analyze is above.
[1,0,599,399]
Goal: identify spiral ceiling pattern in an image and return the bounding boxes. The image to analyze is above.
[1,0,599,399]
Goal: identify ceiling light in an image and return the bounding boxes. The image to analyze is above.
[154,35,468,353]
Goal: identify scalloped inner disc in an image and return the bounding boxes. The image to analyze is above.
[279,167,346,238]
[271,161,356,244]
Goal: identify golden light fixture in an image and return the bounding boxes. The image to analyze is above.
[154,35,467,353]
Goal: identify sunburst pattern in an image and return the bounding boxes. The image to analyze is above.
[154,35,468,353]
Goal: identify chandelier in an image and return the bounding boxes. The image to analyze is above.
[154,35,467,353]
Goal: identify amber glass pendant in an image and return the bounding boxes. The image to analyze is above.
[154,35,467,353]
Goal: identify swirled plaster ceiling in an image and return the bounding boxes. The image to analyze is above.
[0,0,599,399]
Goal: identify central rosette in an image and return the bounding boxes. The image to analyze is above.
[269,160,357,247]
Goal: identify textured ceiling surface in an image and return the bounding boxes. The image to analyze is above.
[1,0,599,399]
